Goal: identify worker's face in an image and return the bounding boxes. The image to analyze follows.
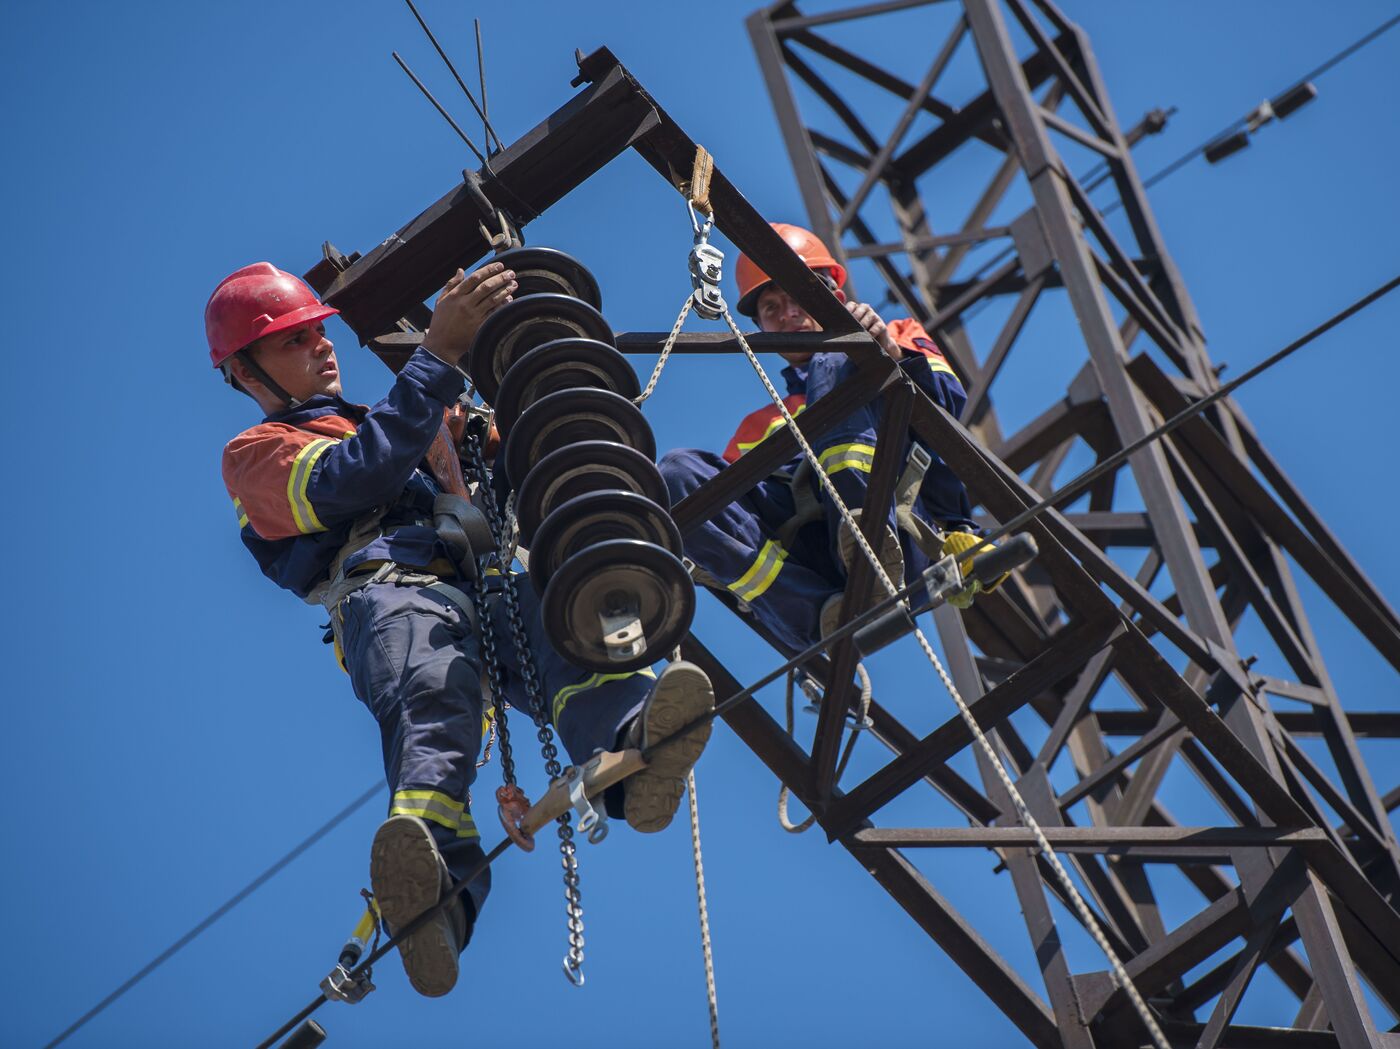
[756,285,819,365]
[247,321,341,401]
[755,282,842,365]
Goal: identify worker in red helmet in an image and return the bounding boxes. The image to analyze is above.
[211,262,713,998]
[659,222,995,655]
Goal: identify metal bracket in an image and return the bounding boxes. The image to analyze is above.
[923,553,964,606]
[599,594,646,663]
[320,963,375,1004]
[563,765,609,844]
[462,169,521,252]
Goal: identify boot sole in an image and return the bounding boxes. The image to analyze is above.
[626,662,715,833]
[370,816,459,998]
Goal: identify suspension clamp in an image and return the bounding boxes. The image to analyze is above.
[563,764,609,844]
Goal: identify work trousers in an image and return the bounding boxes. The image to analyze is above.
[659,448,842,655]
[338,572,655,925]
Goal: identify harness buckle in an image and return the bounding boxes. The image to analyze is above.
[906,442,933,474]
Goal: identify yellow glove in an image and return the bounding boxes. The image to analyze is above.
[940,531,1010,608]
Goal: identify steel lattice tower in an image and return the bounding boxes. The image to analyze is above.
[739,1,1400,1045]
[297,6,1400,1041]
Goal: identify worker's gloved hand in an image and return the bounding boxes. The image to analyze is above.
[423,262,518,365]
[846,300,902,359]
[940,530,1010,608]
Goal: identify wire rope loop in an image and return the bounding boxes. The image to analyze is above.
[717,296,1172,1049]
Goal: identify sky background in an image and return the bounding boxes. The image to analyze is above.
[3,1,1399,1047]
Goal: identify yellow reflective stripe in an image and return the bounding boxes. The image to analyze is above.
[735,403,806,454]
[728,540,788,603]
[287,438,336,534]
[389,789,478,838]
[925,357,959,378]
[818,442,876,476]
[233,497,248,529]
[552,668,657,726]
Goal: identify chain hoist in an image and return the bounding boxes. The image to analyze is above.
[463,422,589,985]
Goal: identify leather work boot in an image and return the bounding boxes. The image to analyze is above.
[823,511,905,638]
[623,661,715,833]
[370,815,467,998]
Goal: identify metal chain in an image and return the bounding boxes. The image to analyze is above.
[464,433,518,788]
[634,293,694,405]
[719,301,1171,1049]
[463,426,586,985]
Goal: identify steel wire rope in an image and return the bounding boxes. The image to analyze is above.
[43,782,383,1049]
[715,302,1172,1049]
[216,269,1399,1049]
[687,770,721,1049]
[777,664,871,833]
[886,10,1400,319]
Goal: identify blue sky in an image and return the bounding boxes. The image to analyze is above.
[4,2,1399,1047]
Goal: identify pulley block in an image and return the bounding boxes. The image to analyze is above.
[489,246,602,311]
[540,538,696,673]
[529,489,683,595]
[515,440,669,545]
[492,337,639,438]
[467,294,614,406]
[504,388,656,489]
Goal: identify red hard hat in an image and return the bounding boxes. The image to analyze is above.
[205,262,339,368]
[734,223,848,318]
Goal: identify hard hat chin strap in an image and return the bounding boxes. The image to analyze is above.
[233,348,303,410]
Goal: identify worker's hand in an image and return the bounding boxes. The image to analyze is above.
[422,262,518,365]
[847,300,902,359]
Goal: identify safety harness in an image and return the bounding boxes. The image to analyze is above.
[773,441,944,561]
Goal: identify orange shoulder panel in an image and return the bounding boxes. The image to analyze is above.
[722,394,807,463]
[222,416,358,540]
[887,318,960,379]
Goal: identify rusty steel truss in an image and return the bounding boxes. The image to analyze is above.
[303,7,1400,1044]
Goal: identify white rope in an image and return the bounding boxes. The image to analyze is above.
[778,665,871,833]
[687,769,720,1049]
[635,294,694,405]
[719,303,1170,1049]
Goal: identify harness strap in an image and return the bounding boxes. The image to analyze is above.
[891,443,946,559]
[776,442,946,559]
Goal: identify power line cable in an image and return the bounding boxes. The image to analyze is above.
[72,21,1400,1044]
[255,266,1399,1049]
[42,783,382,1049]
[887,10,1400,315]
